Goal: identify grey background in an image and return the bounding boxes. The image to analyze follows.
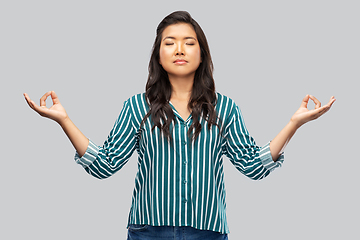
[1,0,359,239]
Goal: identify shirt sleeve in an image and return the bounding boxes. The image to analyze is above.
[222,103,284,180]
[74,99,137,179]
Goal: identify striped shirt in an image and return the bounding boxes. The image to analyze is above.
[74,92,284,234]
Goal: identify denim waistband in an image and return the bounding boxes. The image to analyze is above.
[127,224,228,240]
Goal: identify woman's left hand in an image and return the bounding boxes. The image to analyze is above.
[290,95,336,128]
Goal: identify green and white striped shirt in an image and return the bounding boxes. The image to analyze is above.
[75,92,284,234]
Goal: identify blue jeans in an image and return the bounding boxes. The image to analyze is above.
[127,224,228,240]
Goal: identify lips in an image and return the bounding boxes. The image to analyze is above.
[174,59,188,64]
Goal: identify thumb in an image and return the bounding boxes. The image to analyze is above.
[300,94,310,109]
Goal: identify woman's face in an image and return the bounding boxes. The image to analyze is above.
[159,23,202,80]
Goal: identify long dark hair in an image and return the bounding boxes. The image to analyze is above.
[141,11,219,142]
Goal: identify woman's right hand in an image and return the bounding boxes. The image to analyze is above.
[24,91,69,125]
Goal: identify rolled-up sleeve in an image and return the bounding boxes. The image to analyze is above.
[74,100,137,179]
[222,103,284,180]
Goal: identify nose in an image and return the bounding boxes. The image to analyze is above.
[175,43,184,56]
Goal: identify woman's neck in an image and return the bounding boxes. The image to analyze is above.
[169,75,194,102]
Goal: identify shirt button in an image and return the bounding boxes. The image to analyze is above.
[183,180,187,184]
[184,199,187,203]
[183,161,187,164]
[183,141,187,145]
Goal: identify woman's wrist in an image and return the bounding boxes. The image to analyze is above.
[58,115,71,129]
[289,118,301,131]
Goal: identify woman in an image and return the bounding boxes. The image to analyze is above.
[24,11,335,240]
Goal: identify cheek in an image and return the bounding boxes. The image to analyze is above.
[192,48,202,63]
[159,47,170,65]
[197,49,202,62]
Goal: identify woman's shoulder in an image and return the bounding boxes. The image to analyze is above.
[118,93,148,127]
[214,92,240,122]
[125,92,146,103]
[215,92,237,108]
[124,93,148,108]
[125,92,149,115]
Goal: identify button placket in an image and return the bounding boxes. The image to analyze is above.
[169,103,193,224]
[180,120,189,207]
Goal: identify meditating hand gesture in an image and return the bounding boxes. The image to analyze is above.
[23,91,68,125]
[269,94,336,160]
[24,90,89,156]
[290,94,336,128]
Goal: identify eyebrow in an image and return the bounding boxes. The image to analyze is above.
[162,36,197,41]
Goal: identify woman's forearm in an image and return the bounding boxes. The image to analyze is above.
[269,120,298,161]
[59,117,89,158]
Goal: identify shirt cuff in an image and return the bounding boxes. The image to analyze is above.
[74,140,99,168]
[259,142,284,172]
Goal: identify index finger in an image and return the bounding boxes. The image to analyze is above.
[309,95,321,109]
[39,91,52,107]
